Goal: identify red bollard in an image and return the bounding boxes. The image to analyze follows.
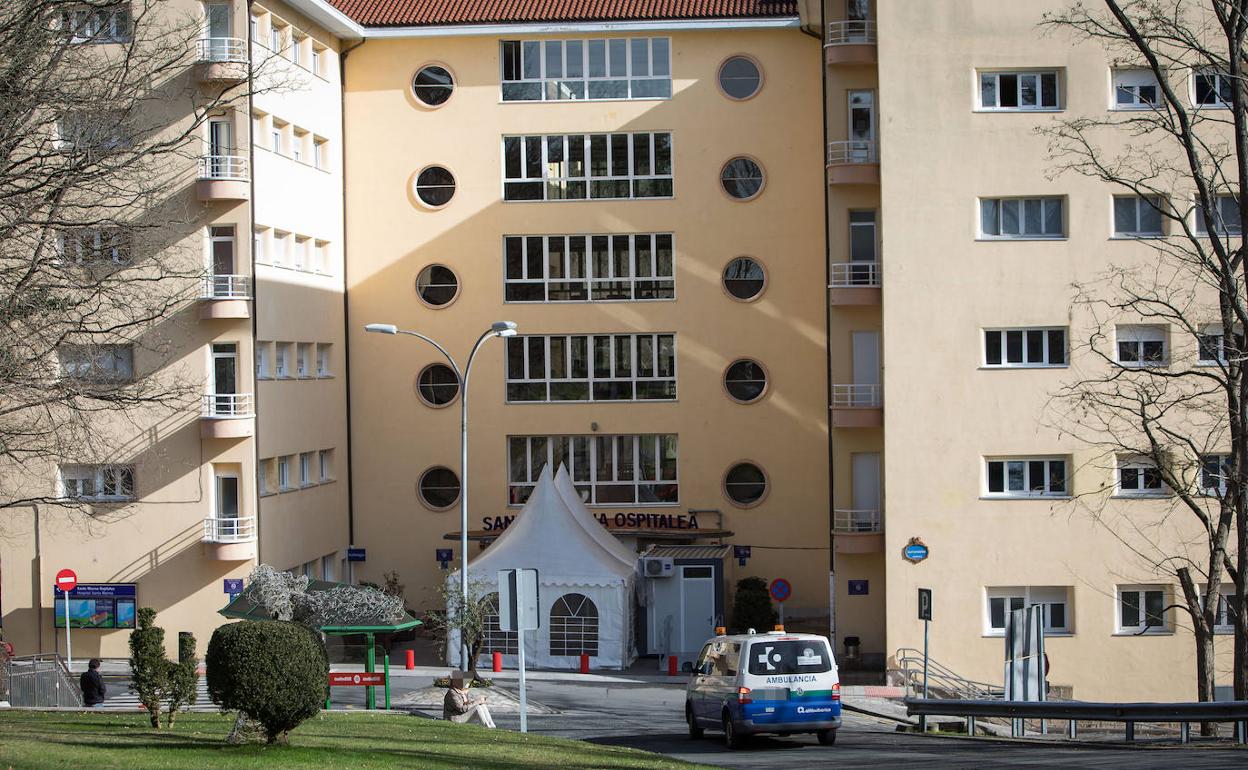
[580,653,589,674]
[668,655,679,676]
[493,651,503,673]
[405,649,415,670]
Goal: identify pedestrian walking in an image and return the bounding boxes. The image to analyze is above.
[80,658,106,707]
[442,670,495,728]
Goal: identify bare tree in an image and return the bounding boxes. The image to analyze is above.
[1041,0,1248,705]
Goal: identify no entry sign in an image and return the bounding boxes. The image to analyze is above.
[769,578,792,603]
[328,672,386,687]
[54,569,78,594]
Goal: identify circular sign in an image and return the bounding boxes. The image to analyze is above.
[902,537,930,564]
[55,568,77,593]
[769,578,792,603]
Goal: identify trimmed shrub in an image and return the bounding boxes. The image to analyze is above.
[206,620,328,743]
[730,577,778,633]
[165,631,198,726]
[128,607,170,728]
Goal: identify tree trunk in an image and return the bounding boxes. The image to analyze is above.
[146,705,161,729]
[1194,625,1218,737]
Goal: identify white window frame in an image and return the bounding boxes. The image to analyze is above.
[277,455,291,490]
[1115,456,1168,497]
[256,342,271,379]
[1112,195,1165,237]
[1200,454,1232,496]
[984,457,1069,498]
[1193,68,1233,107]
[506,334,676,403]
[502,132,673,202]
[500,38,672,102]
[1194,194,1241,236]
[317,343,332,377]
[59,464,135,501]
[1116,585,1170,634]
[984,586,1072,636]
[504,233,675,303]
[508,434,678,507]
[275,342,290,378]
[299,452,314,487]
[61,4,132,44]
[257,459,270,496]
[58,344,135,381]
[253,227,269,265]
[319,449,332,481]
[56,227,131,265]
[1197,326,1244,366]
[296,342,311,377]
[977,69,1061,111]
[1112,68,1160,109]
[982,327,1067,368]
[1214,584,1235,634]
[979,197,1065,239]
[1115,324,1168,367]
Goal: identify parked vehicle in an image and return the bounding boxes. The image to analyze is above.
[685,627,841,749]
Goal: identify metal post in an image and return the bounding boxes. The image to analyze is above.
[459,355,470,670]
[1125,721,1134,742]
[365,633,376,711]
[919,617,929,733]
[384,651,391,710]
[517,574,528,734]
[64,596,72,670]
[1180,721,1189,744]
[1067,719,1076,739]
[967,715,976,736]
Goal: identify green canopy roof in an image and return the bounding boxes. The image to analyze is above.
[218,579,422,634]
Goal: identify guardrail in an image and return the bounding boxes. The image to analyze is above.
[896,648,1004,701]
[5,654,83,707]
[202,274,250,299]
[907,697,1248,744]
[203,515,256,543]
[831,383,881,408]
[827,140,879,165]
[197,37,248,63]
[197,154,248,181]
[833,508,881,533]
[202,392,254,418]
[827,20,877,45]
[829,262,880,287]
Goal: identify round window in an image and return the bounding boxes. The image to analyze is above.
[723,257,766,301]
[412,65,454,106]
[415,166,456,207]
[724,359,768,403]
[718,56,762,100]
[721,157,764,200]
[417,363,459,406]
[419,466,461,509]
[725,463,768,506]
[415,264,459,307]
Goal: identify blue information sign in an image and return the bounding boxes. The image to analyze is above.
[733,545,751,567]
[53,584,137,629]
[903,538,930,563]
[223,578,243,596]
[347,547,366,562]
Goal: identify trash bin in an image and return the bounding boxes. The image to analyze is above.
[843,636,861,665]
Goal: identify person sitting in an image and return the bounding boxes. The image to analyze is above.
[80,658,107,707]
[442,670,495,728]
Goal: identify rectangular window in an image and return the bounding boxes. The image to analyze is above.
[253,227,268,265]
[319,449,333,481]
[275,342,290,378]
[256,342,271,379]
[1113,69,1159,108]
[1115,325,1167,366]
[1195,195,1241,236]
[277,455,291,490]
[1200,454,1232,496]
[271,119,287,154]
[848,210,878,262]
[1117,585,1169,633]
[978,70,1060,110]
[296,343,311,377]
[1194,69,1233,107]
[503,132,673,202]
[1197,326,1245,365]
[985,457,1068,497]
[980,197,1064,239]
[58,344,134,380]
[299,452,314,486]
[1214,585,1234,633]
[506,334,676,402]
[313,138,328,170]
[985,586,1071,635]
[500,38,671,101]
[269,23,283,52]
[57,112,129,151]
[317,343,332,377]
[291,34,305,67]
[293,236,308,270]
[60,4,132,44]
[1117,457,1166,496]
[504,233,674,302]
[59,464,135,501]
[291,128,307,163]
[311,46,323,77]
[257,458,271,496]
[983,328,1067,367]
[56,228,131,265]
[1113,195,1164,236]
[508,434,678,506]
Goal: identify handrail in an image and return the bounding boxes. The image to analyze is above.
[827,140,879,165]
[896,647,1004,701]
[197,154,248,181]
[197,37,248,63]
[833,508,881,533]
[827,20,877,45]
[5,654,83,707]
[829,262,880,287]
[202,274,250,299]
[202,392,254,418]
[203,515,256,543]
[831,383,881,408]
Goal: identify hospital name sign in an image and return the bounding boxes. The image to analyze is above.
[482,511,704,533]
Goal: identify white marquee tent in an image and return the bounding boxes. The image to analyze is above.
[448,464,637,670]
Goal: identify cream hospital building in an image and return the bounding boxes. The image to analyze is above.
[0,0,1236,701]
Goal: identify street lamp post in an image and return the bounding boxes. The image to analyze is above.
[365,320,517,669]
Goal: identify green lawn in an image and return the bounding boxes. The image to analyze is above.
[0,711,713,770]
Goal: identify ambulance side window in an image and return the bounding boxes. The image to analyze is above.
[695,644,714,675]
[704,641,739,678]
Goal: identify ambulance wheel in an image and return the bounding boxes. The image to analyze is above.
[723,713,747,750]
[817,729,837,746]
[686,704,703,739]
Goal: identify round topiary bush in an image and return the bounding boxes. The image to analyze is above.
[206,620,328,743]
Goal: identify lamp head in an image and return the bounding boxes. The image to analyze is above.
[492,321,518,337]
[365,323,398,335]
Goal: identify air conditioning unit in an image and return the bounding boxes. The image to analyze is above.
[641,557,674,578]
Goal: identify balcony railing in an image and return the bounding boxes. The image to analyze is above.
[197,37,248,63]
[833,508,882,534]
[197,154,248,181]
[202,392,254,418]
[832,383,882,408]
[827,140,879,165]
[202,274,250,299]
[203,515,256,543]
[829,262,880,288]
[827,20,877,46]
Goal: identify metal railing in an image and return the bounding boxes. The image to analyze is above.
[907,697,1248,744]
[827,20,877,45]
[896,648,1004,701]
[5,654,84,707]
[197,37,248,63]
[829,262,881,287]
[201,274,250,299]
[197,154,248,181]
[833,508,882,533]
[831,383,882,408]
[203,515,256,543]
[827,140,879,165]
[202,392,254,418]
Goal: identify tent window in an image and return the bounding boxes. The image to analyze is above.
[549,592,599,656]
[481,592,518,655]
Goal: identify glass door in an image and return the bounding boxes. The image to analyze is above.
[214,473,241,538]
[206,3,231,58]
[211,343,238,414]
[848,90,876,161]
[208,118,232,176]
[849,211,877,284]
[847,0,871,39]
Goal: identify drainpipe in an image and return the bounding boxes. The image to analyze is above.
[338,36,365,561]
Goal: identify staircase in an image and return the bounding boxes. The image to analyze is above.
[895,647,1004,700]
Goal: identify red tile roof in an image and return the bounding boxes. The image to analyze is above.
[329,0,798,27]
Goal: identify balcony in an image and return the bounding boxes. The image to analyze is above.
[827,141,880,186]
[196,155,249,201]
[826,20,878,66]
[194,38,248,83]
[200,393,254,439]
[203,515,257,560]
[833,509,883,553]
[831,384,882,428]
[829,262,881,306]
[198,275,251,320]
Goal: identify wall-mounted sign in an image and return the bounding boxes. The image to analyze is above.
[223,578,243,596]
[435,548,453,569]
[483,511,705,533]
[347,547,366,562]
[902,537,930,564]
[733,545,751,567]
[918,587,933,621]
[53,584,136,629]
[848,580,869,596]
